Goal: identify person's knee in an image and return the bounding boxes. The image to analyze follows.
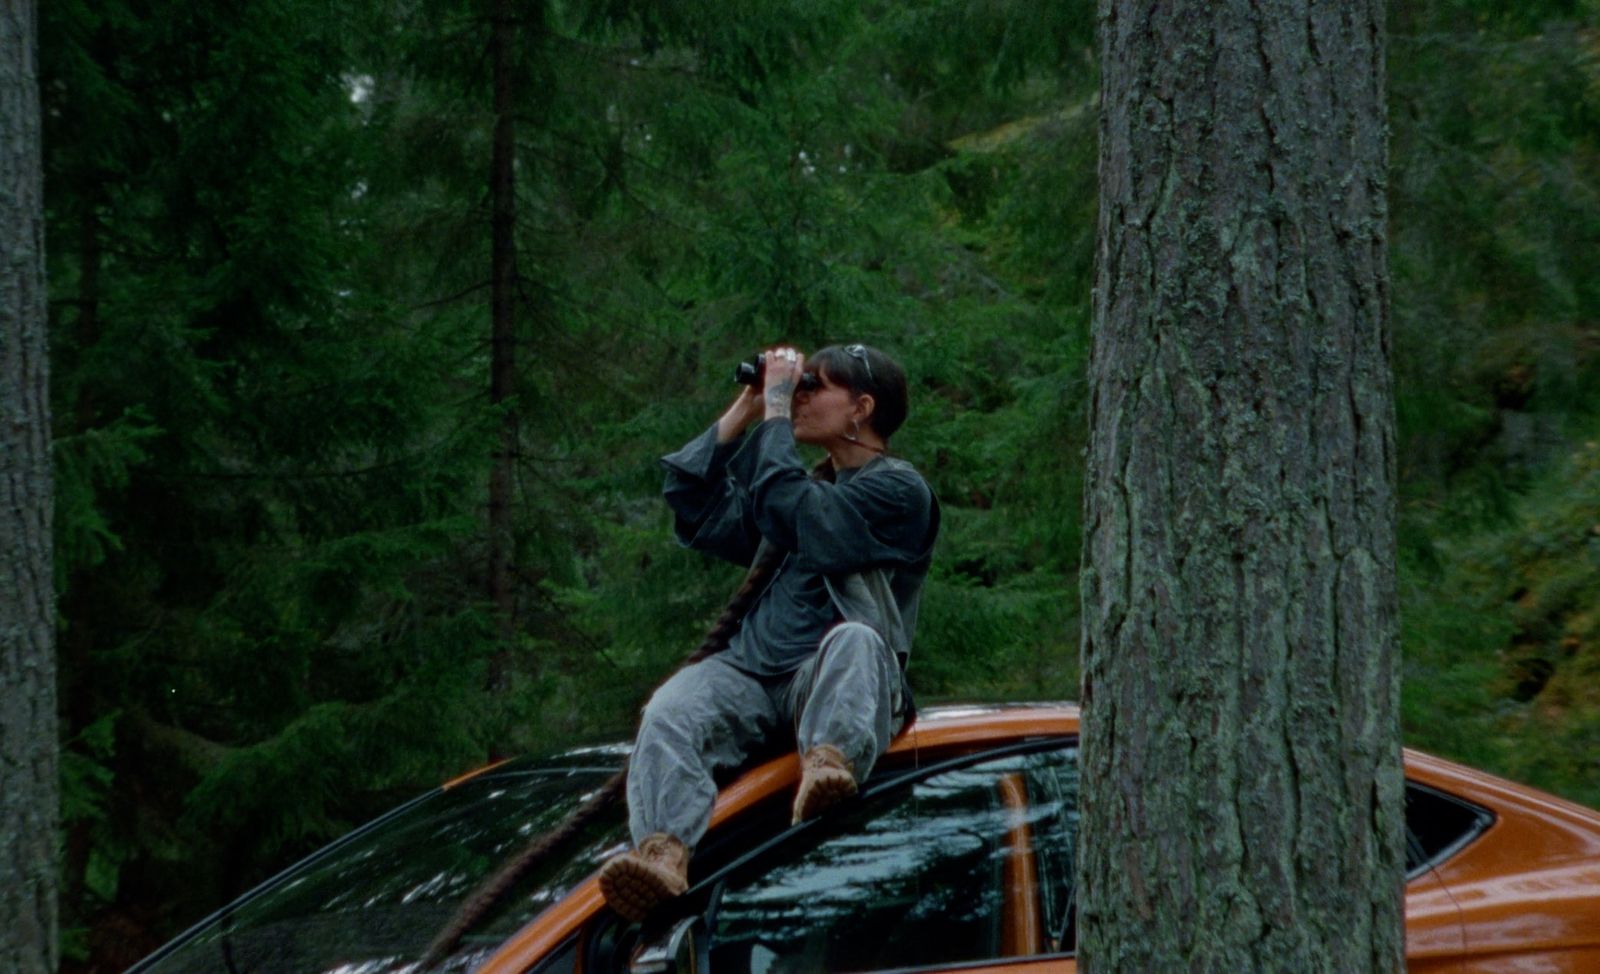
[827,620,883,647]
[640,672,705,740]
[822,622,889,666]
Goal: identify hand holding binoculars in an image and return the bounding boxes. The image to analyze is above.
[734,353,820,392]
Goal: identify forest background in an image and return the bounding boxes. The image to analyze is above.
[37,0,1600,967]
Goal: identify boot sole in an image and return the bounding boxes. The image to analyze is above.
[598,856,688,923]
[792,769,858,824]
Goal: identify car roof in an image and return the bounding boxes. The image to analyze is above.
[449,703,1083,789]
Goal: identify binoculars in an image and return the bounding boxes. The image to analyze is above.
[734,353,821,392]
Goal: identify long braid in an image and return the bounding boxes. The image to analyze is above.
[418,458,835,968]
[681,533,789,664]
[417,769,626,967]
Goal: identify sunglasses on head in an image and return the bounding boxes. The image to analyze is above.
[844,344,875,384]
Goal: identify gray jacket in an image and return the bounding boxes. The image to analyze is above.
[662,419,939,673]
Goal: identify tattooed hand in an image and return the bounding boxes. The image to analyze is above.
[763,346,805,421]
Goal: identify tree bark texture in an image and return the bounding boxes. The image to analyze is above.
[487,0,518,675]
[1078,1,1403,971]
[1,1,59,971]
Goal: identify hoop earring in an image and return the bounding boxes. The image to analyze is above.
[845,419,862,443]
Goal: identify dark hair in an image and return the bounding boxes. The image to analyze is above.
[808,344,909,440]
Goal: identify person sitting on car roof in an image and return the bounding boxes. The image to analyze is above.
[597,343,940,922]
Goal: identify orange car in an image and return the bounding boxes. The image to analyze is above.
[129,704,1600,973]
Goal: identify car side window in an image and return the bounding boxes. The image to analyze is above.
[707,745,1079,973]
[1404,781,1492,876]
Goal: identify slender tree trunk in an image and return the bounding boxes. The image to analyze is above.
[59,197,102,934]
[1078,1,1403,970]
[74,201,101,430]
[0,2,59,971]
[486,0,518,684]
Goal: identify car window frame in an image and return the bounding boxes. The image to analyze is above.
[1403,780,1495,880]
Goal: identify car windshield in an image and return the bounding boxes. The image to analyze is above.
[136,749,628,974]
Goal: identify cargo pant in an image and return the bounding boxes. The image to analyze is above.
[627,621,905,848]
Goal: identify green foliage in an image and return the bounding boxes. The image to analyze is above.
[1390,2,1600,498]
[1386,0,1600,810]
[52,410,159,580]
[1402,431,1600,809]
[56,711,120,963]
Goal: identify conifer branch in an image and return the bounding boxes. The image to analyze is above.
[412,281,494,309]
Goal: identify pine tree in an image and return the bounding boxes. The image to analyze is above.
[41,0,496,960]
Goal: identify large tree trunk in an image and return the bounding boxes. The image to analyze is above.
[0,2,59,971]
[486,0,518,683]
[1078,1,1403,970]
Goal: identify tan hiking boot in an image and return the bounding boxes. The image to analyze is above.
[598,832,690,923]
[792,744,857,824]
